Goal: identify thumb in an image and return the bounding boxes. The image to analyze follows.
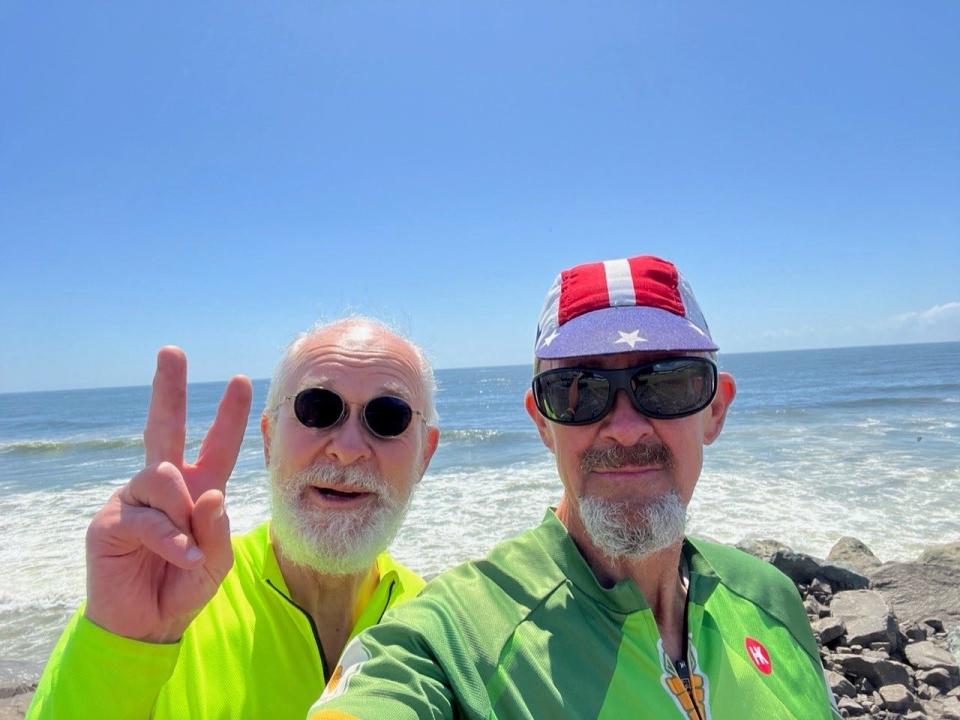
[191,489,234,583]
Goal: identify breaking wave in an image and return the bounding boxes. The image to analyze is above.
[0,436,142,455]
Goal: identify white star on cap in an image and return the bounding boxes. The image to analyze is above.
[614,329,647,348]
[541,329,559,347]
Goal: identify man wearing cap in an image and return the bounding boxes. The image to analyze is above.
[28,317,440,719]
[309,256,838,719]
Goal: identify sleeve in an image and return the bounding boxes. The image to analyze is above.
[307,620,457,720]
[26,608,181,720]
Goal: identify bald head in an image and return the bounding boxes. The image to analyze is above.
[264,317,438,428]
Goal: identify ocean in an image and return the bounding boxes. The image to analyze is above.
[1,341,958,686]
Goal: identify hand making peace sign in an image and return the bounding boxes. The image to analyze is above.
[84,347,253,643]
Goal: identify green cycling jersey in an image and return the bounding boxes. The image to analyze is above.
[311,510,839,719]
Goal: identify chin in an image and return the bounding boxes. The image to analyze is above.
[271,493,406,575]
[578,491,687,560]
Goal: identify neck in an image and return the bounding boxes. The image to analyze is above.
[556,497,689,661]
[271,527,379,670]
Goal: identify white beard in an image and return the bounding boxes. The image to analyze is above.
[269,461,413,575]
[577,491,687,560]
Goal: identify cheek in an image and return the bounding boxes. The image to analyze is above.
[377,441,419,482]
[550,431,592,479]
[553,426,594,458]
[667,431,704,493]
[271,422,315,472]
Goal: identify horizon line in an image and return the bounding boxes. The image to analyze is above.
[2,338,958,397]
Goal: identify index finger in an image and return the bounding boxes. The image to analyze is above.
[143,346,187,467]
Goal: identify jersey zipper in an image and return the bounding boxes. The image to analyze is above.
[667,573,705,720]
[265,578,331,678]
[666,654,705,720]
[376,579,397,623]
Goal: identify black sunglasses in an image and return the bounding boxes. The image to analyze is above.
[532,357,718,424]
[287,388,423,439]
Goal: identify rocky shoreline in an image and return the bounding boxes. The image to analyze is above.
[738,536,960,718]
[4,537,958,719]
[0,687,32,720]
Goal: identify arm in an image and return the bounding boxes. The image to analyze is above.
[28,348,252,717]
[26,609,180,720]
[309,621,457,720]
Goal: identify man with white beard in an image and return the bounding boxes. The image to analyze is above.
[311,256,838,719]
[28,317,439,719]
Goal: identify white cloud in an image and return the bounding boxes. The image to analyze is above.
[887,302,960,329]
[721,301,960,352]
[723,302,960,353]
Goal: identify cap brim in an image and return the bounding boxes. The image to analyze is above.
[535,306,718,359]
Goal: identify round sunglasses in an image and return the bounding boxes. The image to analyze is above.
[286,388,423,439]
[532,357,718,424]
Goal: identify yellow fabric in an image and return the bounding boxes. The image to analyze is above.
[27,521,424,719]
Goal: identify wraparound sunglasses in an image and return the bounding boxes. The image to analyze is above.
[532,357,717,424]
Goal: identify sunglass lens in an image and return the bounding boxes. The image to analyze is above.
[364,396,414,437]
[294,388,345,429]
[632,360,715,418]
[536,370,611,424]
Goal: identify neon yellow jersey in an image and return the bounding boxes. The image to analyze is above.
[311,510,840,720]
[27,521,423,719]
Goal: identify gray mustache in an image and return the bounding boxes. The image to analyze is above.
[580,442,673,472]
[299,463,387,495]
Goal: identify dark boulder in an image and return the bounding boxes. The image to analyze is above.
[835,652,912,689]
[771,549,870,590]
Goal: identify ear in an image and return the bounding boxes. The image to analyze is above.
[417,425,441,479]
[703,372,736,446]
[524,388,556,454]
[260,412,272,467]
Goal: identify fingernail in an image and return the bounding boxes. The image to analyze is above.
[186,546,204,562]
[215,497,225,520]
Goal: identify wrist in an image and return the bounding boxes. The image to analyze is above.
[82,605,189,645]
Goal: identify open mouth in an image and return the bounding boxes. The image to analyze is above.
[309,486,375,502]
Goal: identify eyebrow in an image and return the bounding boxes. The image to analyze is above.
[378,381,414,402]
[295,375,331,393]
[294,377,415,402]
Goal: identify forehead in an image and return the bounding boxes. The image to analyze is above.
[545,350,704,371]
[286,328,425,403]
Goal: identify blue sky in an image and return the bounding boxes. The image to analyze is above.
[2,2,958,393]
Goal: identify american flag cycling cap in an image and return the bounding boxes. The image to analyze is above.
[534,255,718,359]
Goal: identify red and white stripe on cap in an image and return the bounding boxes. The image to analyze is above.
[535,254,716,357]
[556,256,685,326]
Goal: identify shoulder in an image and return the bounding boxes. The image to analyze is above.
[686,536,818,660]
[376,552,425,602]
[688,535,797,590]
[374,522,567,663]
[424,521,565,614]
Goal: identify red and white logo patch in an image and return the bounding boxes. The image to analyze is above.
[744,637,773,675]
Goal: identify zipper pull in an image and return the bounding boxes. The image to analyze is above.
[675,658,692,691]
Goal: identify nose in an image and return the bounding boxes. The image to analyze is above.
[598,388,656,446]
[323,410,373,466]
